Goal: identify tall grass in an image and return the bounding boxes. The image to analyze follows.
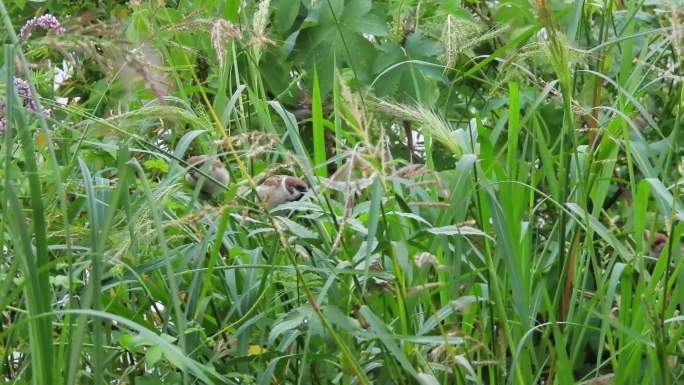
[1,0,683,385]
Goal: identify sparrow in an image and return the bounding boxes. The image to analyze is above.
[255,175,308,210]
[643,231,684,260]
[185,155,230,197]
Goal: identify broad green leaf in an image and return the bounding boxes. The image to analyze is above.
[274,0,301,33]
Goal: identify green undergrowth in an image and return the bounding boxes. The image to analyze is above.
[0,0,683,384]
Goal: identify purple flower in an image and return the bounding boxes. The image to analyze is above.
[0,77,52,133]
[13,78,36,111]
[12,78,41,112]
[19,14,65,41]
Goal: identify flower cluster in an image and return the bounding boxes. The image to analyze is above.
[210,19,241,68]
[13,78,36,110]
[19,14,65,40]
[0,78,52,133]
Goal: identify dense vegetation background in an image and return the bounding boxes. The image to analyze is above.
[1,0,683,384]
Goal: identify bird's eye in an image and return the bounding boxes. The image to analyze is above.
[287,184,307,195]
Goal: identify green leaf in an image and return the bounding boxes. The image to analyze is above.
[268,306,314,344]
[133,376,163,385]
[143,158,169,173]
[145,345,163,365]
[362,177,383,291]
[294,0,383,95]
[405,33,442,58]
[427,225,493,240]
[416,374,440,385]
[274,0,301,33]
[277,216,318,239]
[351,13,388,36]
[565,203,632,260]
[359,306,419,378]
[312,64,327,177]
[371,34,444,102]
[322,305,360,332]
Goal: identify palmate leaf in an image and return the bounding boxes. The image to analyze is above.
[372,33,444,104]
[273,0,302,34]
[294,0,388,95]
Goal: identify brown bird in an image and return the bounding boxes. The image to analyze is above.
[255,175,308,210]
[644,231,684,260]
[185,155,230,197]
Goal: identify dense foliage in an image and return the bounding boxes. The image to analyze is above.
[1,0,683,384]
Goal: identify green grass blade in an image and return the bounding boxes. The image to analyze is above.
[312,64,327,177]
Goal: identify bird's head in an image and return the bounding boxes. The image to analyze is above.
[284,176,308,200]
